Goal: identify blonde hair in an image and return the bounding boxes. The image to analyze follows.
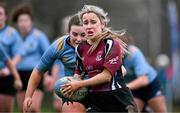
[78,5,128,56]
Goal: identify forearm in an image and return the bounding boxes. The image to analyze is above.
[6,60,20,80]
[25,69,44,98]
[79,69,112,88]
[12,55,21,65]
[127,75,148,90]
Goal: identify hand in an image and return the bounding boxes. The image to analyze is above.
[61,78,81,97]
[14,78,22,91]
[0,68,10,77]
[23,97,32,113]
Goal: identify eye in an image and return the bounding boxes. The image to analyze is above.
[91,20,96,24]
[83,20,88,25]
[80,33,86,37]
[72,32,78,37]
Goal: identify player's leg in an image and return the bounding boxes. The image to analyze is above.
[148,95,167,112]
[31,90,44,113]
[16,71,31,112]
[0,94,14,112]
[53,93,63,113]
[134,98,145,113]
[0,75,16,112]
[16,91,26,112]
[147,77,167,112]
[62,102,86,113]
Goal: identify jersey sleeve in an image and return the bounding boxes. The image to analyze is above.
[103,39,121,76]
[35,41,58,72]
[0,44,10,62]
[131,47,150,77]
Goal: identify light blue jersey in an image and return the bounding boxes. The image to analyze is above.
[36,35,75,76]
[17,28,50,70]
[0,44,9,69]
[123,45,157,83]
[0,25,22,69]
[54,60,65,79]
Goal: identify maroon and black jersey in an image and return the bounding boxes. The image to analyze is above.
[75,38,127,92]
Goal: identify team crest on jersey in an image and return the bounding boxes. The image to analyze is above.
[86,65,93,71]
[96,51,103,61]
[109,56,119,64]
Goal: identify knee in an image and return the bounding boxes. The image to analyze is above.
[53,101,62,112]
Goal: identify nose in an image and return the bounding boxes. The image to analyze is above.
[84,23,91,29]
[77,36,82,42]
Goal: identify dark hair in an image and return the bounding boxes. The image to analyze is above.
[67,14,81,33]
[11,3,33,23]
[0,2,8,15]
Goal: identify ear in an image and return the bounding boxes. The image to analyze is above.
[101,22,106,30]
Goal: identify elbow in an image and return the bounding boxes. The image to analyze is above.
[106,77,111,82]
[140,75,149,87]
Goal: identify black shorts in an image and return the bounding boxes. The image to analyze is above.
[79,87,137,112]
[132,77,164,102]
[0,75,17,96]
[18,70,44,91]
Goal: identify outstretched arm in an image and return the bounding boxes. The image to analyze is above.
[23,69,45,113]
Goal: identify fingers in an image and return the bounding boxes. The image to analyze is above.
[23,98,32,113]
[61,85,72,96]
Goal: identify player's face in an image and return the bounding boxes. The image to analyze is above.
[69,25,86,47]
[17,14,32,35]
[82,12,105,39]
[0,7,6,26]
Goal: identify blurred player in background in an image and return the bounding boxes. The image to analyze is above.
[121,31,167,113]
[11,3,50,113]
[23,14,87,113]
[0,44,22,92]
[0,2,23,112]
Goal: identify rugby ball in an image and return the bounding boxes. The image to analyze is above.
[54,76,88,101]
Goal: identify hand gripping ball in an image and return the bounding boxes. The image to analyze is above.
[54,76,88,101]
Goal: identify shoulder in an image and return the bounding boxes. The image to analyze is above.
[5,26,18,36]
[32,28,47,38]
[128,45,144,59]
[128,45,141,54]
[55,35,69,51]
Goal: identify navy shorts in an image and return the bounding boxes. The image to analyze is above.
[79,88,137,112]
[18,70,44,91]
[132,77,164,102]
[0,75,17,96]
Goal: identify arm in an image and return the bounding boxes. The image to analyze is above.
[79,69,111,87]
[25,69,44,98]
[127,75,148,90]
[23,69,45,112]
[6,59,22,90]
[12,55,22,65]
[126,46,149,90]
[62,69,112,95]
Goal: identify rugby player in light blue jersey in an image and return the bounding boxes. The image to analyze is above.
[0,2,23,112]
[0,44,22,93]
[122,31,167,112]
[11,4,50,113]
[23,14,87,113]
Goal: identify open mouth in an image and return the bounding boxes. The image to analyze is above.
[87,31,94,36]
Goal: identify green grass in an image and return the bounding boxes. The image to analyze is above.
[13,92,55,113]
